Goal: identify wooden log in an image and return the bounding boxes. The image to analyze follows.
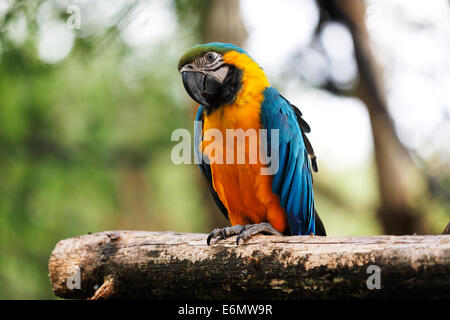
[48,231,450,299]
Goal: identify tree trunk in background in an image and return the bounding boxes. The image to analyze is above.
[202,0,248,45]
[195,0,248,230]
[318,0,427,234]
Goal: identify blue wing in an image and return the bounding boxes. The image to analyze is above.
[260,87,316,235]
[194,106,229,220]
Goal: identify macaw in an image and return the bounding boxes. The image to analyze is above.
[178,43,326,245]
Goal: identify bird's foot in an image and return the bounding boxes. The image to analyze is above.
[207,225,245,246]
[236,223,282,245]
[206,223,282,246]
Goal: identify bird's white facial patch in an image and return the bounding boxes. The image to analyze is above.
[179,52,230,83]
[207,64,229,83]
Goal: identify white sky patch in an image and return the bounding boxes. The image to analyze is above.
[285,85,373,170]
[95,0,131,27]
[38,21,75,64]
[320,22,357,86]
[36,0,75,63]
[121,0,176,47]
[240,0,319,76]
[393,0,450,24]
[366,0,450,160]
[5,11,28,46]
[388,70,448,158]
[0,0,12,20]
[320,22,353,61]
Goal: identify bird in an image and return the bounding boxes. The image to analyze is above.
[178,42,326,245]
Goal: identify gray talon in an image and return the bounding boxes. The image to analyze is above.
[208,223,282,245]
[221,229,227,239]
[207,225,244,245]
[236,223,282,245]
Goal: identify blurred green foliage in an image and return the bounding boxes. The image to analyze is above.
[0,0,210,299]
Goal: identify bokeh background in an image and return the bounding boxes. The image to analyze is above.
[0,0,449,299]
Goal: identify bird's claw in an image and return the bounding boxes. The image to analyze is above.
[236,223,282,245]
[207,223,282,245]
[207,225,244,245]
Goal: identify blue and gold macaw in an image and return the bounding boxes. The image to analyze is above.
[178,43,326,245]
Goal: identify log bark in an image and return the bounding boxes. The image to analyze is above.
[48,231,450,300]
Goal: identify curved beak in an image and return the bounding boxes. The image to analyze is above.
[181,71,214,108]
[180,64,225,109]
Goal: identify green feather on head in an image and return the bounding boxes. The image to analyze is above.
[178,42,249,70]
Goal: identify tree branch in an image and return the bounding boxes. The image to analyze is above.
[48,231,450,299]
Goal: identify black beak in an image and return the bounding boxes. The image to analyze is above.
[181,71,221,108]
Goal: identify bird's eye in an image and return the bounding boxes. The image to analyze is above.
[206,53,215,62]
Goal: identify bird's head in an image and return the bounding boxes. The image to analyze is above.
[178,42,268,112]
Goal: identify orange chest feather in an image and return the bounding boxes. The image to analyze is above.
[202,106,272,224]
[201,99,284,229]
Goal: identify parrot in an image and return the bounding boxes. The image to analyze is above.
[178,43,326,245]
